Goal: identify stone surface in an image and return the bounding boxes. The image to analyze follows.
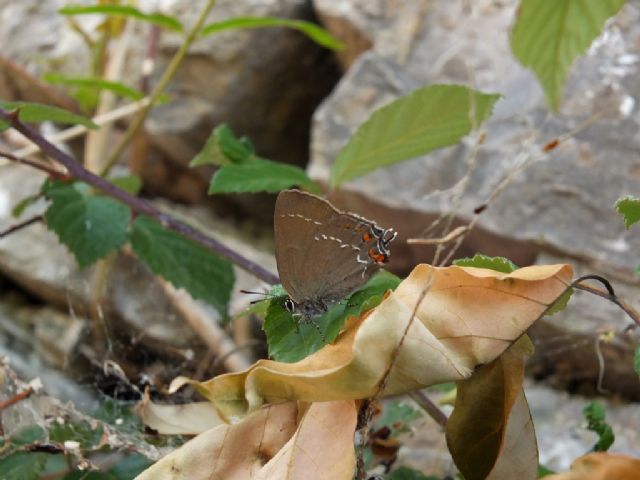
[311,0,640,396]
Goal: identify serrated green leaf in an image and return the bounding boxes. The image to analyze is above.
[386,466,438,480]
[453,253,519,273]
[0,452,48,480]
[264,271,400,362]
[59,4,183,32]
[511,0,626,111]
[190,124,255,167]
[330,85,500,187]
[615,195,640,229]
[44,73,145,101]
[109,174,143,195]
[44,181,130,268]
[200,17,343,50]
[583,401,615,451]
[377,401,423,436]
[208,158,317,194]
[130,215,234,315]
[0,101,98,130]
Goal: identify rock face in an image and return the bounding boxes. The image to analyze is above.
[312,0,640,396]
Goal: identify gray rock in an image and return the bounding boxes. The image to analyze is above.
[311,0,640,396]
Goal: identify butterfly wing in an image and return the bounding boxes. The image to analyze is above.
[274,190,385,306]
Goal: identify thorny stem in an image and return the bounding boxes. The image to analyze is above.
[0,109,280,285]
[100,0,218,176]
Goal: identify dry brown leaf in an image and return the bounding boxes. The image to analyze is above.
[135,389,224,435]
[446,336,538,480]
[171,264,572,422]
[135,400,357,480]
[545,452,640,480]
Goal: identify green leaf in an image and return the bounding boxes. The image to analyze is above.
[12,193,42,218]
[386,466,438,480]
[200,17,343,50]
[545,287,573,316]
[59,4,183,32]
[264,271,400,362]
[107,454,153,479]
[453,253,518,273]
[10,425,46,445]
[0,101,98,130]
[44,74,145,101]
[44,181,130,268]
[583,401,615,451]
[0,452,48,480]
[109,174,143,195]
[329,85,500,187]
[190,124,255,167]
[48,420,104,449]
[511,0,626,111]
[130,215,234,315]
[377,401,423,436]
[615,195,640,229]
[538,464,556,477]
[208,158,317,194]
[634,343,640,378]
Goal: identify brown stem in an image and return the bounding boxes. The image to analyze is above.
[0,150,68,178]
[0,215,43,238]
[572,274,640,329]
[0,387,33,410]
[0,109,279,285]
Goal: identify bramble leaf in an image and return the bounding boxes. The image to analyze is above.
[130,216,234,316]
[44,181,130,268]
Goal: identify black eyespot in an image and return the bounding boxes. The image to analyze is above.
[284,297,296,313]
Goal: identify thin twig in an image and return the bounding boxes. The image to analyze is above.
[0,215,43,238]
[100,0,219,176]
[0,387,33,410]
[0,149,67,177]
[408,390,448,429]
[0,109,279,285]
[572,274,640,329]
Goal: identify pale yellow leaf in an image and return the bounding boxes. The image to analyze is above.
[545,452,640,480]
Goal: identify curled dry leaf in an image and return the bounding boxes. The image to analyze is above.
[135,389,224,435]
[446,336,538,480]
[135,400,357,480]
[544,452,640,480]
[171,263,572,422]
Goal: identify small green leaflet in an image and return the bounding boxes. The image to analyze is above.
[615,195,640,229]
[453,253,518,273]
[264,271,400,362]
[209,158,317,194]
[109,174,143,195]
[59,4,183,32]
[329,85,500,188]
[190,124,255,167]
[44,73,145,101]
[377,401,423,436]
[511,0,626,111]
[0,101,97,131]
[130,216,234,316]
[634,343,640,378]
[44,181,130,268]
[545,287,573,316]
[200,17,343,51]
[582,401,615,451]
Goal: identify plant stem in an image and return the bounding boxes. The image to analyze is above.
[100,0,218,176]
[0,109,279,285]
